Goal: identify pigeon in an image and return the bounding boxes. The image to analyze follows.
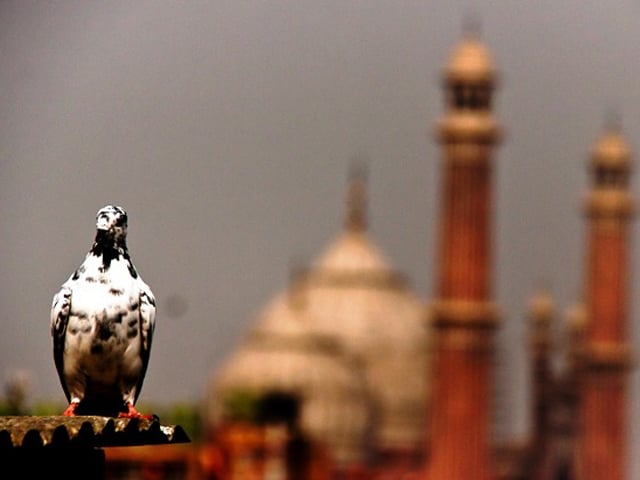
[50,205,156,418]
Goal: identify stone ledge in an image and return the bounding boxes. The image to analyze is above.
[0,415,190,448]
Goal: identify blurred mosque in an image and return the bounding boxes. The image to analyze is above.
[99,30,634,480]
[208,163,430,473]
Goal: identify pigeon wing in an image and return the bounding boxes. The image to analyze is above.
[50,285,72,402]
[135,285,156,403]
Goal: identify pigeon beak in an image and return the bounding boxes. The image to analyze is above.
[96,218,111,231]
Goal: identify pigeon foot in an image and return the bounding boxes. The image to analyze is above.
[62,402,79,417]
[118,402,155,420]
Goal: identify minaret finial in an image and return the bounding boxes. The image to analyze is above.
[462,9,482,40]
[345,156,369,232]
[604,106,622,133]
[528,283,554,326]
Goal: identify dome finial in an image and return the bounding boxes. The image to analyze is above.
[345,156,369,232]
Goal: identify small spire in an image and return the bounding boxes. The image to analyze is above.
[590,115,631,180]
[345,158,369,232]
[462,9,482,40]
[528,287,554,351]
[528,286,554,324]
[604,105,622,134]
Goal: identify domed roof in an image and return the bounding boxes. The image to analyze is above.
[208,289,371,465]
[312,229,400,278]
[249,285,311,340]
[305,228,421,351]
[302,173,431,452]
[445,34,495,83]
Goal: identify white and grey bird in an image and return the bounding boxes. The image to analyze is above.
[50,205,156,418]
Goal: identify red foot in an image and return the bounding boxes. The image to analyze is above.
[118,402,155,420]
[62,402,78,417]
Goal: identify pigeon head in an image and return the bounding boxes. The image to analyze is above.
[95,205,128,244]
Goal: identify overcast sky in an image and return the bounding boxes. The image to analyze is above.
[2,0,640,465]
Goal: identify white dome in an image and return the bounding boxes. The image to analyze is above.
[303,226,431,452]
[208,291,371,465]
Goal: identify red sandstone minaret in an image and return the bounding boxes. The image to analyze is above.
[529,290,555,480]
[426,31,502,480]
[577,124,634,480]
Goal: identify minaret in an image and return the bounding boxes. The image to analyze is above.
[427,31,502,480]
[578,124,634,479]
[528,290,554,480]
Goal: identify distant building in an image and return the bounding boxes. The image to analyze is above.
[208,286,371,469]
[207,167,431,475]
[104,28,636,480]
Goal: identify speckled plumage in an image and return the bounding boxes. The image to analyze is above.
[50,205,156,418]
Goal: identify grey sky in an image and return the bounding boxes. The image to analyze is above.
[2,0,640,465]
